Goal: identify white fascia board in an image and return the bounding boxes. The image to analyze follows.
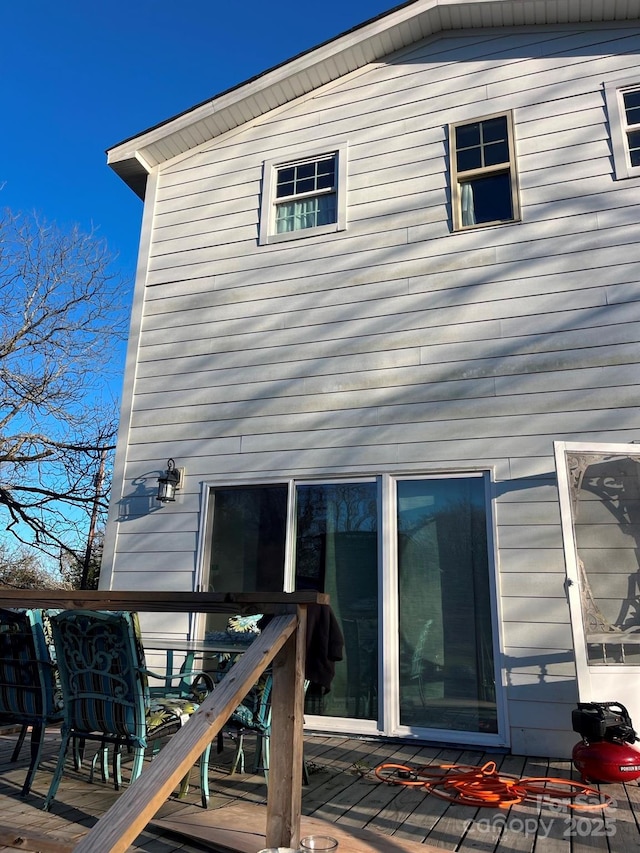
[106,0,640,194]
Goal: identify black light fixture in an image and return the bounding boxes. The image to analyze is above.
[156,458,184,503]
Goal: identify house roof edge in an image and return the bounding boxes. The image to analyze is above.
[106,0,640,197]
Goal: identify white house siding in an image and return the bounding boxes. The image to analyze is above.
[103,22,640,757]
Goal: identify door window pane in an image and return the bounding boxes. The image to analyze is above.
[206,485,287,632]
[397,477,496,733]
[295,482,378,720]
[566,453,640,664]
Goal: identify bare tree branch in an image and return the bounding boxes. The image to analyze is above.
[0,208,128,565]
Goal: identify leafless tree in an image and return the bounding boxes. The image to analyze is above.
[0,541,65,589]
[0,209,128,566]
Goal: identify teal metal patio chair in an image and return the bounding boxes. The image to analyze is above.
[211,614,309,784]
[0,607,63,796]
[223,670,273,779]
[43,609,213,810]
[222,670,310,785]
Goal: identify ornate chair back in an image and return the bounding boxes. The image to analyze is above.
[44,609,212,810]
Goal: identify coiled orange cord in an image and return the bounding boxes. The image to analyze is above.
[374,760,612,810]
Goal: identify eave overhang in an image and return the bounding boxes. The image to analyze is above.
[106,0,640,199]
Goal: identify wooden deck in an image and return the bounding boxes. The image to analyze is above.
[0,726,637,852]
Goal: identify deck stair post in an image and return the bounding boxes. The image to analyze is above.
[266,604,307,849]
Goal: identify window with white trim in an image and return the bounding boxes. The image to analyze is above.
[450,112,520,231]
[259,143,347,244]
[604,79,640,179]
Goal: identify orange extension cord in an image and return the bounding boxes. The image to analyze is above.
[374,760,613,810]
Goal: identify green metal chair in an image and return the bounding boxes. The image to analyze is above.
[43,609,213,810]
[0,607,63,796]
[223,670,273,779]
[212,615,309,784]
[222,670,310,784]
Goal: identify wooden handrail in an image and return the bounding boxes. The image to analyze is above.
[0,588,328,613]
[0,589,319,852]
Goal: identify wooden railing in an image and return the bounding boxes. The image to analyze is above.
[0,589,326,853]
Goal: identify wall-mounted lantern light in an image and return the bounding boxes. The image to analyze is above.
[156,458,184,503]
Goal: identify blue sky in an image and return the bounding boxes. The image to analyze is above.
[0,0,398,563]
[1,1,396,327]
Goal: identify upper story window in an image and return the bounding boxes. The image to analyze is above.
[604,79,640,179]
[276,156,336,232]
[622,89,640,164]
[450,111,520,231]
[259,143,348,245]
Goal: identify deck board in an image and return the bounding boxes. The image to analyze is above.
[153,802,444,853]
[0,727,637,852]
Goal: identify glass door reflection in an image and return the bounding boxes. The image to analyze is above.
[397,477,496,734]
[295,481,378,720]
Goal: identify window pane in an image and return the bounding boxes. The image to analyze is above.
[626,105,640,127]
[459,172,513,225]
[623,89,640,109]
[397,477,496,734]
[205,485,287,632]
[456,146,482,172]
[296,177,316,194]
[316,173,334,190]
[278,167,295,183]
[456,123,481,149]
[628,130,640,166]
[483,139,509,167]
[317,193,337,225]
[623,89,640,126]
[568,454,640,665]
[276,193,337,233]
[297,162,315,180]
[295,482,378,720]
[276,181,294,199]
[481,116,508,143]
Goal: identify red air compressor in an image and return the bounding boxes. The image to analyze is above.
[572,701,640,783]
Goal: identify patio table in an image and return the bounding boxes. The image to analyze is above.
[143,637,252,691]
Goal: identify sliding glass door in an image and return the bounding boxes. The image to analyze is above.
[396,476,497,736]
[294,481,378,720]
[201,473,500,741]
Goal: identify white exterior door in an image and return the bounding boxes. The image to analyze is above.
[555,441,640,727]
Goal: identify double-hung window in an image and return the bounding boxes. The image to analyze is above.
[450,111,520,231]
[604,79,640,179]
[259,143,347,244]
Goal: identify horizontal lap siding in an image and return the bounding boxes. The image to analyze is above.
[138,22,640,535]
[112,23,640,755]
